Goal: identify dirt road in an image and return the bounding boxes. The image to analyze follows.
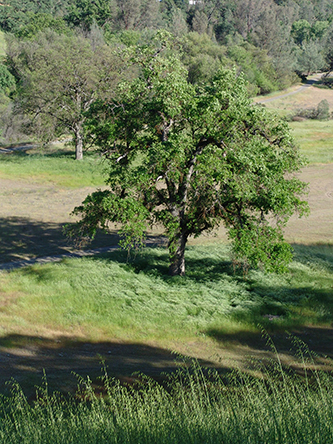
[257,75,323,104]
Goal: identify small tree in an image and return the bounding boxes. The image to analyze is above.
[73,40,308,275]
[7,31,119,159]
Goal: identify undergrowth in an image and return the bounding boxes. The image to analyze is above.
[0,355,332,444]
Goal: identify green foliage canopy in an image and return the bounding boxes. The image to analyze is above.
[0,63,15,94]
[73,36,308,275]
[14,12,70,39]
[0,0,69,33]
[64,0,115,31]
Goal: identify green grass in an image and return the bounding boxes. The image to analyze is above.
[1,244,332,342]
[0,149,107,188]
[255,80,333,164]
[289,120,333,164]
[258,108,333,164]
[1,360,333,444]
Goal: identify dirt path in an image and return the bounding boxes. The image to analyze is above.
[256,75,322,104]
[0,144,36,154]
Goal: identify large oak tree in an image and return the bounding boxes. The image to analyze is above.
[73,37,308,275]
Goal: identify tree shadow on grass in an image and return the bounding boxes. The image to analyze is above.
[0,330,332,399]
[291,243,333,269]
[94,244,333,340]
[0,216,120,264]
[0,334,232,398]
[0,145,107,162]
[2,242,333,395]
[204,325,333,363]
[94,246,235,285]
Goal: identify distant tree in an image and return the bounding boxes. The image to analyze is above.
[291,19,312,45]
[323,22,333,72]
[72,36,308,275]
[7,31,121,159]
[294,40,325,75]
[181,32,229,84]
[192,10,209,34]
[227,42,278,95]
[64,0,116,31]
[317,99,330,120]
[0,63,15,95]
[233,0,268,40]
[0,0,69,32]
[15,12,70,39]
[169,7,188,36]
[311,20,329,40]
[0,64,16,139]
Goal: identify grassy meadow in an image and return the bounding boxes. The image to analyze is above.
[1,245,333,344]
[289,119,333,164]
[256,78,333,164]
[0,146,106,188]
[0,77,333,442]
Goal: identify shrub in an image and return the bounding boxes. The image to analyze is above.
[290,99,330,121]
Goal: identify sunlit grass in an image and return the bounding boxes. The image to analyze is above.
[256,79,333,164]
[289,120,333,164]
[0,244,332,344]
[257,107,333,164]
[1,359,333,444]
[0,149,107,188]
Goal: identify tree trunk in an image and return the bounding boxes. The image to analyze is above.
[168,231,188,276]
[74,124,83,160]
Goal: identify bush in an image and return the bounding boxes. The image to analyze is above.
[289,99,330,121]
[317,99,330,120]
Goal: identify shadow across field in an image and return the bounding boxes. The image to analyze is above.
[92,244,333,331]
[0,216,120,264]
[1,243,332,396]
[93,247,235,283]
[0,145,76,158]
[0,330,332,399]
[205,326,333,360]
[0,335,231,398]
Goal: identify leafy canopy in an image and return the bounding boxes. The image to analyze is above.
[73,35,308,275]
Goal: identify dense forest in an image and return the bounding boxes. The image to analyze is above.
[1,0,333,145]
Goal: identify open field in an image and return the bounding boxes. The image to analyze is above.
[255,78,333,164]
[0,78,333,400]
[0,148,332,397]
[0,243,333,395]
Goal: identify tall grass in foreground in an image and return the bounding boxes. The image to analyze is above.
[0,359,332,444]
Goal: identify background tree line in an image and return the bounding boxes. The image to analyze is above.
[2,0,333,150]
[1,0,333,86]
